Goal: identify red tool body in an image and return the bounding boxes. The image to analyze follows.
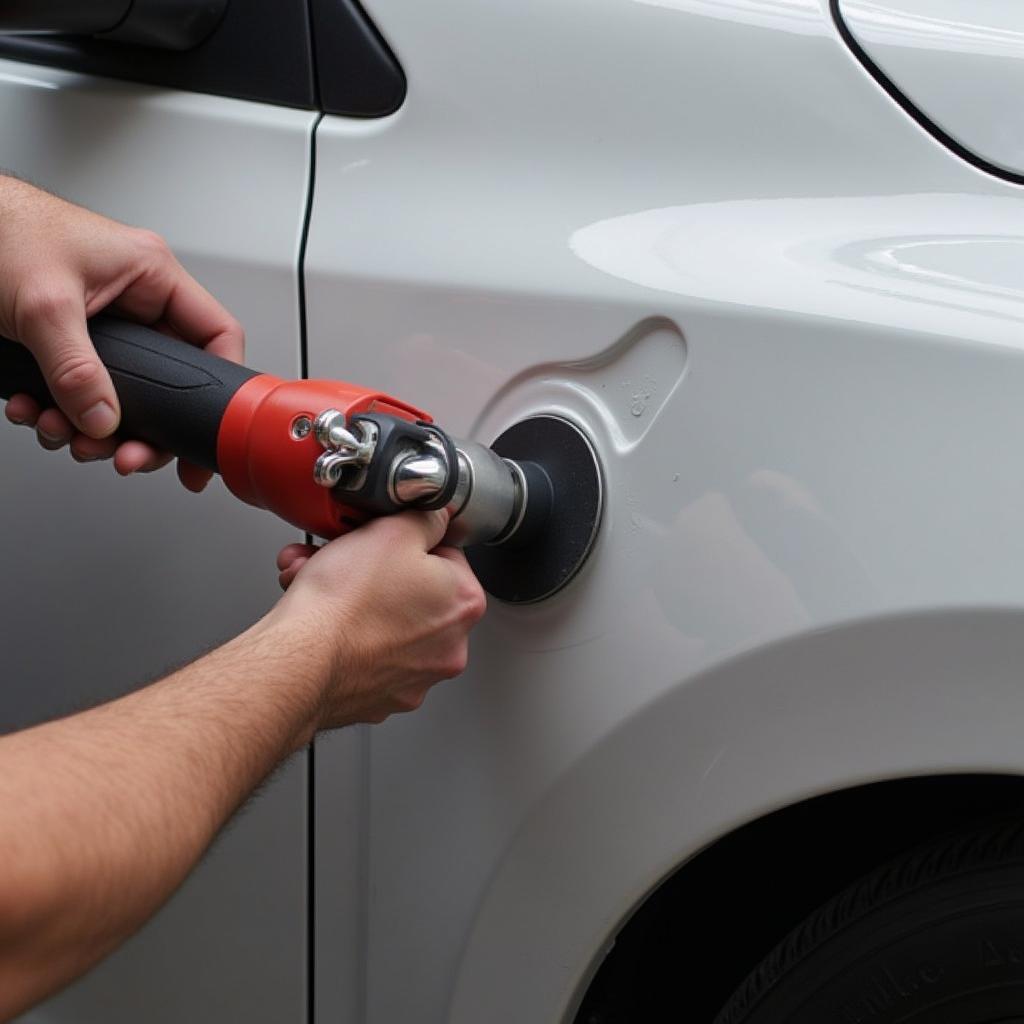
[0,315,604,602]
[218,374,429,538]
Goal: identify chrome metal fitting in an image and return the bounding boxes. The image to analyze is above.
[314,409,365,455]
[312,410,380,490]
[389,451,449,505]
[290,415,313,440]
[335,419,380,492]
[314,451,352,488]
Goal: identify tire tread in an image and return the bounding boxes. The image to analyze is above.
[713,817,1024,1024]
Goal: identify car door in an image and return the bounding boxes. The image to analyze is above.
[302,2,1024,1023]
[0,7,315,1021]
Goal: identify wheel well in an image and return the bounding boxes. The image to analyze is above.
[572,774,1024,1024]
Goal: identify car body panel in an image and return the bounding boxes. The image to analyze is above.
[2,0,1024,1020]
[0,62,315,1022]
[303,0,1024,1021]
[836,0,1024,178]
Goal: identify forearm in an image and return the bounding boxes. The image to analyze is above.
[0,613,323,1018]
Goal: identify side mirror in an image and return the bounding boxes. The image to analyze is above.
[0,0,227,51]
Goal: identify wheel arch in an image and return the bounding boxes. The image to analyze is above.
[446,608,1024,1023]
[575,773,1024,1023]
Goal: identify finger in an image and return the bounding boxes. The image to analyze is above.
[114,260,244,364]
[381,508,451,553]
[18,289,120,438]
[276,543,318,571]
[113,440,173,475]
[113,440,159,474]
[36,407,73,449]
[5,394,40,427]
[278,557,309,591]
[37,407,73,440]
[431,545,482,586]
[431,546,486,620]
[430,544,470,565]
[390,684,429,714]
[177,460,212,493]
[70,433,118,462]
[37,431,66,451]
[161,269,244,362]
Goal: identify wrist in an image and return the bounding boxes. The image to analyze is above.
[225,612,333,752]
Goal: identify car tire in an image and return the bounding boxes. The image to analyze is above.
[713,819,1024,1024]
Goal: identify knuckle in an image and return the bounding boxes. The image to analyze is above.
[50,353,102,395]
[467,587,487,622]
[223,314,245,346]
[442,644,469,678]
[459,580,487,622]
[133,228,171,259]
[18,286,76,326]
[395,689,426,713]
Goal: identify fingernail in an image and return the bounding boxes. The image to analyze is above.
[71,452,102,463]
[38,429,66,445]
[79,400,117,438]
[7,415,27,425]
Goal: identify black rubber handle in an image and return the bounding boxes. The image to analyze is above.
[0,315,259,471]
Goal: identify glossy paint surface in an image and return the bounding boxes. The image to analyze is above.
[0,64,316,1022]
[838,0,1024,176]
[304,0,1024,1021]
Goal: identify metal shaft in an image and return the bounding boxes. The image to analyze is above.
[389,437,526,547]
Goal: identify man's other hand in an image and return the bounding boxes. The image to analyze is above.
[0,175,244,492]
[270,509,487,732]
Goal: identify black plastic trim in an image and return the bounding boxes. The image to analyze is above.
[0,1,130,35]
[830,0,1024,187]
[98,0,229,52]
[310,0,405,117]
[0,0,408,116]
[0,1,317,108]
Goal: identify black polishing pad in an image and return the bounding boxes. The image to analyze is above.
[467,416,603,603]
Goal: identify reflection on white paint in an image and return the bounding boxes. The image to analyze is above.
[340,158,370,174]
[843,0,1024,58]
[654,490,809,648]
[635,0,822,36]
[569,194,1024,344]
[852,237,1024,300]
[0,70,59,90]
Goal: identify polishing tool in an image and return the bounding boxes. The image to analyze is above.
[0,316,602,603]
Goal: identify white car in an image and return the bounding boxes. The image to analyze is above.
[2,1,1024,1022]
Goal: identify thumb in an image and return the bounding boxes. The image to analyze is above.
[388,507,451,552]
[18,292,120,438]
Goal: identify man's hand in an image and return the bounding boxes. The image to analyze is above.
[0,175,244,492]
[0,507,485,1018]
[271,509,487,730]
